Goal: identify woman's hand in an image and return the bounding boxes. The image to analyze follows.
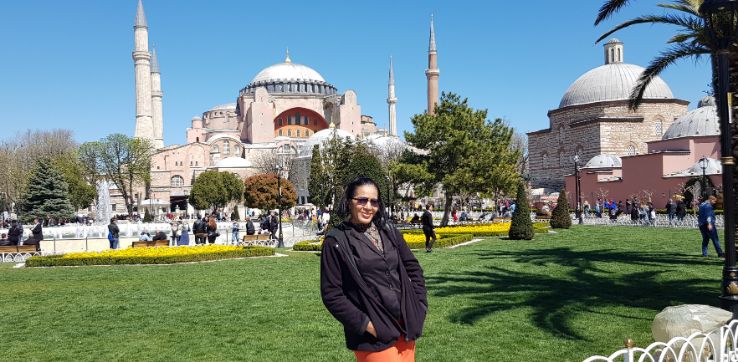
[366,321,377,338]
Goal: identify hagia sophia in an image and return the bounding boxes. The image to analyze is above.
[129,0,439,212]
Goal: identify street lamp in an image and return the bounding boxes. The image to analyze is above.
[275,147,290,248]
[573,154,583,224]
[699,156,709,200]
[700,0,738,317]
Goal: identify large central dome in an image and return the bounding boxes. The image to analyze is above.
[251,61,325,84]
[558,63,674,108]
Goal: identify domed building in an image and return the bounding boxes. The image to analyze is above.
[528,39,688,190]
[564,96,722,208]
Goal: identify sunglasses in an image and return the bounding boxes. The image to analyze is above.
[352,197,379,208]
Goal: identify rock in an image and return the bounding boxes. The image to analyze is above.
[652,304,732,342]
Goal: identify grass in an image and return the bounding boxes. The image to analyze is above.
[0,225,725,361]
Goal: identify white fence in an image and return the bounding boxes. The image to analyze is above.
[583,320,738,362]
[572,213,724,229]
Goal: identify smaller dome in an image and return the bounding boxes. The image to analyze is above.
[662,97,719,140]
[209,103,237,111]
[214,157,252,168]
[583,154,622,169]
[669,157,722,177]
[698,96,716,108]
[366,135,406,150]
[298,126,354,157]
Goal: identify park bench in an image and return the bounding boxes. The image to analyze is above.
[0,245,41,263]
[131,240,170,248]
[239,234,276,247]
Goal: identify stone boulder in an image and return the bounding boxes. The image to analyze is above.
[652,304,732,342]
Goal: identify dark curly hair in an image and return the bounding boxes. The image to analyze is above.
[336,177,388,227]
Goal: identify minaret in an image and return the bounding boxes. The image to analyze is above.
[133,0,154,145]
[150,48,164,149]
[387,56,398,136]
[425,15,439,115]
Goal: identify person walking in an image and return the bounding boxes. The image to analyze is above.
[7,220,22,246]
[421,205,436,253]
[170,221,179,246]
[666,198,676,225]
[108,218,120,250]
[269,211,279,237]
[206,216,218,244]
[698,195,724,257]
[179,221,190,246]
[320,177,427,362]
[676,197,687,222]
[231,220,240,244]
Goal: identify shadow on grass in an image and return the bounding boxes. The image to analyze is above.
[427,247,720,340]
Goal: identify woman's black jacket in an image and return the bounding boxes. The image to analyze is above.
[320,222,428,352]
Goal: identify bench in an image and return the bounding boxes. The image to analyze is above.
[0,245,41,263]
[131,240,170,248]
[239,234,276,247]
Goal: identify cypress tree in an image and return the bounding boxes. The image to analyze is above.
[19,158,75,223]
[143,208,153,222]
[509,183,534,240]
[550,189,572,229]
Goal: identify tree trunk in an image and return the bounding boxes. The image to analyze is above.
[441,192,453,226]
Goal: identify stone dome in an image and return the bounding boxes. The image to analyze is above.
[214,157,252,168]
[662,97,719,140]
[251,62,325,84]
[559,63,674,108]
[669,157,722,176]
[298,126,354,157]
[366,135,406,150]
[582,154,622,169]
[241,55,337,96]
[209,103,237,111]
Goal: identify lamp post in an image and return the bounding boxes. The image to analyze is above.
[700,156,709,200]
[275,147,290,248]
[700,0,738,317]
[573,154,583,224]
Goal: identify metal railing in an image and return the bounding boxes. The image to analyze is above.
[583,320,738,362]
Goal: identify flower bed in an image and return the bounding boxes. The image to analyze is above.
[25,245,275,267]
[402,222,549,236]
[293,233,475,251]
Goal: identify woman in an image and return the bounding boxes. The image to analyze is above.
[107,218,119,249]
[170,221,179,245]
[179,221,190,246]
[320,177,428,361]
[206,216,218,244]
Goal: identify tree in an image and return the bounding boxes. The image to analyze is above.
[509,183,534,240]
[54,152,96,210]
[231,206,241,221]
[332,142,389,222]
[18,158,75,222]
[243,173,297,210]
[84,134,152,218]
[403,92,521,226]
[143,208,153,222]
[190,171,244,211]
[308,145,331,208]
[550,189,572,229]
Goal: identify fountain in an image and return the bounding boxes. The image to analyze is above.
[95,180,112,225]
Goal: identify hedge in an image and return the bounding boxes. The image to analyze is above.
[404,234,474,249]
[292,240,322,252]
[401,222,549,236]
[25,246,275,267]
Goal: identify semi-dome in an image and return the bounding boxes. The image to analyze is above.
[298,126,354,157]
[214,157,252,168]
[662,96,719,140]
[582,154,622,169]
[559,63,674,108]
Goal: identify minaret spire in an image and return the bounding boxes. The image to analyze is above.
[387,56,397,136]
[150,48,164,149]
[133,0,154,146]
[425,14,440,115]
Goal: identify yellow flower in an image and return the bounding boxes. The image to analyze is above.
[61,245,245,260]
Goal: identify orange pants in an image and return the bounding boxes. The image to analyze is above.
[354,337,416,362]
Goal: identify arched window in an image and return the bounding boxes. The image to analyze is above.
[296,129,301,137]
[655,119,663,137]
[278,118,283,126]
[278,129,283,136]
[171,175,184,188]
[211,145,219,154]
[626,144,637,155]
[223,140,230,155]
[233,145,240,156]
[541,152,548,169]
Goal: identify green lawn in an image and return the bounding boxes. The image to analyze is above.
[0,226,725,361]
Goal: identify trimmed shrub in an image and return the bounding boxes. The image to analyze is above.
[509,184,534,240]
[550,189,572,229]
[292,240,322,252]
[143,208,153,223]
[26,246,274,267]
[404,234,473,249]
